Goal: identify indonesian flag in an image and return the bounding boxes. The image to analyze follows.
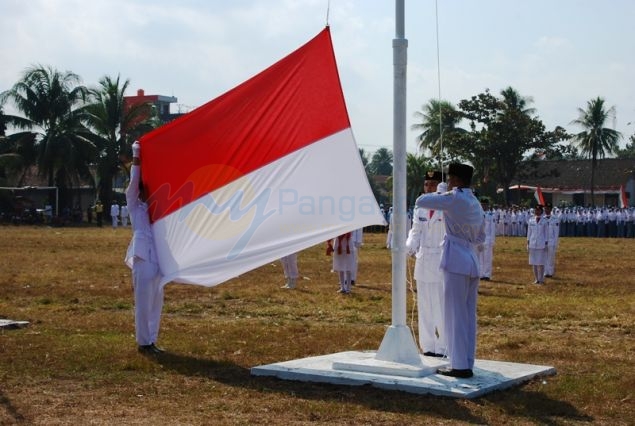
[534,186,545,205]
[620,185,628,208]
[139,28,385,287]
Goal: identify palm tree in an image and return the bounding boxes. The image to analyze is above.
[570,97,622,206]
[0,104,38,186]
[500,86,536,116]
[406,153,432,207]
[369,147,393,176]
[2,65,96,209]
[411,99,463,161]
[83,75,156,210]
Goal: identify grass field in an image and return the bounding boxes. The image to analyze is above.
[1,226,634,425]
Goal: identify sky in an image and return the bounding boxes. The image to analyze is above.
[2,0,634,155]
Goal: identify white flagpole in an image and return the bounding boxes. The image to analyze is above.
[375,0,423,366]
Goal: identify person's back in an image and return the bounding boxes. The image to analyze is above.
[414,163,484,378]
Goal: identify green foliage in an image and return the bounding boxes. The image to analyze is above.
[406,153,434,207]
[2,65,96,207]
[411,99,465,159]
[83,74,158,210]
[454,88,568,203]
[368,147,393,176]
[570,97,623,205]
[614,136,635,159]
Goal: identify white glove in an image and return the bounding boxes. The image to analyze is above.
[412,206,422,224]
[437,182,448,193]
[132,141,141,157]
[405,228,420,252]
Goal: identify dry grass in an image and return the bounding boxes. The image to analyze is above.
[1,226,634,425]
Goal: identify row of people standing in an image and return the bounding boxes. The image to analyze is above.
[88,201,129,227]
[491,206,635,239]
[109,203,129,228]
[558,207,635,238]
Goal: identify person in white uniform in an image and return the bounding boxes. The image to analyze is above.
[406,170,447,357]
[327,232,356,294]
[125,141,165,355]
[544,203,559,278]
[110,202,120,228]
[527,204,548,284]
[478,198,496,281]
[351,228,363,285]
[120,204,129,227]
[280,252,300,289]
[415,163,485,378]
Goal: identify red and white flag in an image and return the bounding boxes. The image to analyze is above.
[619,185,628,208]
[139,28,385,287]
[534,186,545,205]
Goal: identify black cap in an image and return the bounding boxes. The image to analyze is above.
[424,170,443,182]
[480,197,490,204]
[448,163,474,185]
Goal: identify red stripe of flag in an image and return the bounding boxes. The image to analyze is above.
[534,186,545,205]
[620,185,628,208]
[139,28,350,222]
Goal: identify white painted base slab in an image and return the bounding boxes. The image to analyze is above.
[332,350,448,377]
[0,319,29,329]
[251,350,556,398]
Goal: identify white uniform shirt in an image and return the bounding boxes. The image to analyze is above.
[125,165,158,268]
[415,188,485,278]
[527,215,548,249]
[545,215,560,247]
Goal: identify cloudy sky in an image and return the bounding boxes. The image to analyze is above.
[2,0,634,155]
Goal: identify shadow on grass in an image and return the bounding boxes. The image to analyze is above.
[152,351,591,424]
[484,388,594,424]
[0,389,26,423]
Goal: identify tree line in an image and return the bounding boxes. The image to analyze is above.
[0,65,159,212]
[1,65,633,213]
[362,87,633,206]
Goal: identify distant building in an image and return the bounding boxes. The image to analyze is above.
[511,158,635,207]
[123,89,181,123]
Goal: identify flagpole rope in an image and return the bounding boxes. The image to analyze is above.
[407,253,420,349]
[435,0,444,179]
[407,0,446,353]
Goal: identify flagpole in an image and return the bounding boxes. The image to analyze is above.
[375,0,423,366]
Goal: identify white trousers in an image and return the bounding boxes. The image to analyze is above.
[477,244,493,278]
[443,271,478,370]
[133,259,164,345]
[545,245,557,276]
[121,216,128,226]
[351,247,358,281]
[416,275,446,355]
[280,253,299,279]
[111,215,118,228]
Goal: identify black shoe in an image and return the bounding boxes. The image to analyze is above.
[351,280,356,286]
[545,274,552,278]
[423,351,444,358]
[437,367,473,378]
[138,343,164,355]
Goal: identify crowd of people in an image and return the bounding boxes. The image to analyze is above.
[486,205,635,238]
